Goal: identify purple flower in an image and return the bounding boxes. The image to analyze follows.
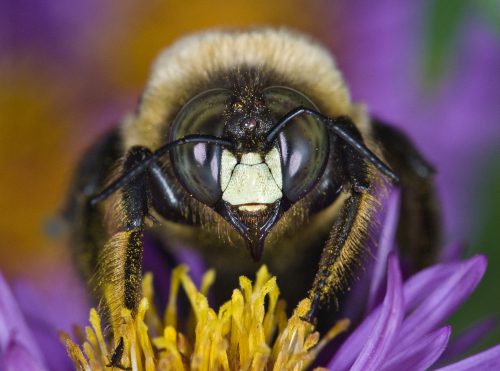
[2,196,500,369]
[2,1,498,369]
[0,260,92,371]
[0,245,205,370]
[0,271,49,370]
[325,191,500,370]
[328,253,499,370]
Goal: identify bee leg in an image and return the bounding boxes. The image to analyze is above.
[301,294,320,324]
[98,146,152,368]
[100,145,187,366]
[106,337,131,370]
[372,120,441,270]
[307,123,377,320]
[306,192,376,318]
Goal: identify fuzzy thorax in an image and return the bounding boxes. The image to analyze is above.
[121,28,370,151]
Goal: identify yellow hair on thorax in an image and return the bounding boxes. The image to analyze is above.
[121,28,370,150]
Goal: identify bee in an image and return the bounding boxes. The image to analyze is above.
[65,28,439,357]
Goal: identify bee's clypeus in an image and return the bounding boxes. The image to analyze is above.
[65,28,440,363]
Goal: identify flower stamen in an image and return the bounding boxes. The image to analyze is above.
[64,265,348,370]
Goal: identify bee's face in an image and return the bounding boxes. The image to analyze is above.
[170,86,330,259]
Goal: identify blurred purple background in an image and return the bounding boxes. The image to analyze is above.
[1,0,499,353]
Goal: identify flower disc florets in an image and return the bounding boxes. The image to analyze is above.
[62,265,347,370]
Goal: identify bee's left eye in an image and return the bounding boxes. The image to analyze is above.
[170,89,232,205]
[264,87,329,202]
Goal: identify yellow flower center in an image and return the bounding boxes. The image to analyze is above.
[62,265,348,370]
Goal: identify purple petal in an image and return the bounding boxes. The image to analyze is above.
[435,344,500,371]
[381,326,451,371]
[1,340,45,371]
[331,254,404,371]
[401,263,459,309]
[367,188,400,311]
[395,256,486,351]
[439,317,499,363]
[328,255,399,370]
[328,301,380,370]
[12,265,90,333]
[11,261,91,371]
[328,255,486,370]
[0,273,47,369]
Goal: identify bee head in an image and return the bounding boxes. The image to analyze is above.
[170,84,329,260]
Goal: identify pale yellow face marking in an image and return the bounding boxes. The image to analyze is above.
[221,150,237,191]
[264,147,282,190]
[238,204,268,212]
[220,149,283,206]
[240,152,262,165]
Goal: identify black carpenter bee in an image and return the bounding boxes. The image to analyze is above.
[65,28,439,355]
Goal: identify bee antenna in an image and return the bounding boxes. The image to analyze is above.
[265,107,399,183]
[90,135,234,205]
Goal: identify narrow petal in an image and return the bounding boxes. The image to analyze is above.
[435,344,500,371]
[0,273,46,368]
[328,255,485,371]
[327,254,403,370]
[381,326,451,371]
[439,317,498,363]
[402,262,459,309]
[2,340,46,371]
[349,254,404,371]
[367,189,400,311]
[396,255,486,349]
[10,260,91,371]
[328,301,380,370]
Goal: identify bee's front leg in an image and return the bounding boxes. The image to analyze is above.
[93,142,185,367]
[97,146,153,369]
[306,122,379,322]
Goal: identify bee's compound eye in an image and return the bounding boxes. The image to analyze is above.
[170,89,232,205]
[263,87,329,202]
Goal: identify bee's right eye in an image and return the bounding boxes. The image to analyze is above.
[170,89,232,206]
